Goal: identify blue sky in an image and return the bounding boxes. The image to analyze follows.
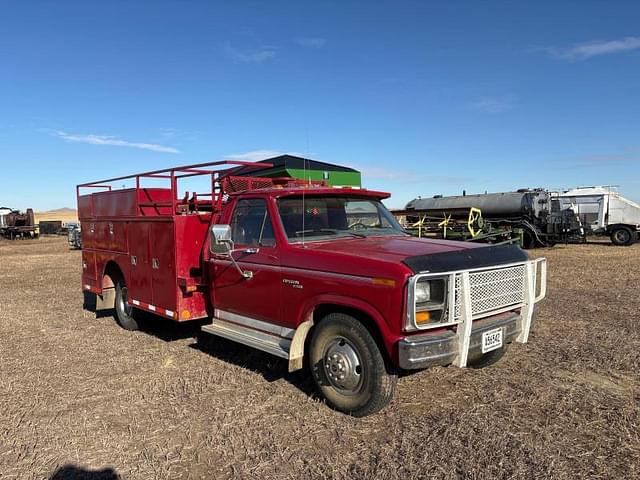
[1,0,639,210]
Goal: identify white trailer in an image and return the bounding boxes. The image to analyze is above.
[0,207,12,228]
[557,187,640,246]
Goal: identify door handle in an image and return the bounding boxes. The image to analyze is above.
[243,248,259,254]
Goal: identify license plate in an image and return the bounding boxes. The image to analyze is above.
[481,327,503,353]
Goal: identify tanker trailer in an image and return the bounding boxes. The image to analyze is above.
[403,189,583,248]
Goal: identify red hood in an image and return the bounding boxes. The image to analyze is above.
[300,234,482,263]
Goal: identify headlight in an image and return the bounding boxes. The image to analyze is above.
[415,278,446,307]
[407,277,449,331]
[415,281,430,303]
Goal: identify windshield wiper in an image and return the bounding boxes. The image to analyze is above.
[295,228,366,238]
[295,228,338,236]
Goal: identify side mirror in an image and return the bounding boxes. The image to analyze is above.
[210,224,233,255]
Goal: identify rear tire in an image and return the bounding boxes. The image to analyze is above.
[309,313,397,417]
[610,227,634,246]
[114,279,139,331]
[522,229,537,249]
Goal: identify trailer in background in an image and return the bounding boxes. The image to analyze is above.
[397,189,584,248]
[392,207,523,246]
[556,187,640,246]
[0,207,39,240]
[39,220,63,235]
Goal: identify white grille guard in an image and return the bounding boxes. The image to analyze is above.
[405,258,547,368]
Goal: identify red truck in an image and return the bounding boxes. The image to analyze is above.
[77,161,547,416]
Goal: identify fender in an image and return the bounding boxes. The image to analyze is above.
[296,293,397,354]
[96,257,128,311]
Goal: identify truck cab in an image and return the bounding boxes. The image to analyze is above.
[78,162,547,416]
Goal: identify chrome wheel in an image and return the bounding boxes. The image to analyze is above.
[323,336,363,395]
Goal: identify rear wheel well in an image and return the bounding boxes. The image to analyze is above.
[310,304,390,364]
[103,261,124,288]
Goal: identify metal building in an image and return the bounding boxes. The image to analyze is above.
[230,155,362,187]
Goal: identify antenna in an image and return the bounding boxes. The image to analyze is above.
[302,158,306,246]
[301,127,311,246]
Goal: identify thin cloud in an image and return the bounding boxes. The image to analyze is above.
[468,95,516,114]
[158,128,201,142]
[226,150,306,161]
[548,36,640,60]
[224,43,277,63]
[294,37,326,48]
[356,165,414,181]
[54,131,180,153]
[350,164,472,186]
[572,149,640,167]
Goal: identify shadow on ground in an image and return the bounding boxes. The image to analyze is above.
[83,292,317,397]
[191,332,317,397]
[50,465,120,480]
[82,291,207,342]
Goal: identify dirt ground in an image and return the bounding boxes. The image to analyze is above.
[0,237,638,479]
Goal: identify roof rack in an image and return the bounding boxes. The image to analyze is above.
[77,160,272,217]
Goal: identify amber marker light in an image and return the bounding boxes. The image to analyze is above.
[415,311,431,324]
[372,277,396,287]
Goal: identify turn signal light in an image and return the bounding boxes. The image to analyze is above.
[372,277,396,287]
[415,311,431,324]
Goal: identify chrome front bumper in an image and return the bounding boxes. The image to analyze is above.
[398,310,533,370]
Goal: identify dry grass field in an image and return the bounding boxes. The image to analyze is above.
[0,237,638,479]
[34,208,78,225]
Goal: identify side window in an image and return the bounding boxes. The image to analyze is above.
[230,199,276,247]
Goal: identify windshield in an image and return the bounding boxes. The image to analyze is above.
[277,196,406,243]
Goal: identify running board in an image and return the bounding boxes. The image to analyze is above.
[202,317,291,359]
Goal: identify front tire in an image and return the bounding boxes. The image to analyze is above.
[309,313,397,417]
[114,279,139,331]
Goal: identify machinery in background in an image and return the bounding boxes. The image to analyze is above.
[393,206,523,246]
[68,223,82,249]
[39,220,64,235]
[396,189,584,248]
[0,207,39,239]
[556,186,640,246]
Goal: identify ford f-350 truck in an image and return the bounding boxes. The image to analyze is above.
[77,161,547,416]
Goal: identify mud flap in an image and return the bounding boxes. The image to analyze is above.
[96,286,116,311]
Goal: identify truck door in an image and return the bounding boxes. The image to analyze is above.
[150,221,176,312]
[128,222,153,305]
[209,198,282,325]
